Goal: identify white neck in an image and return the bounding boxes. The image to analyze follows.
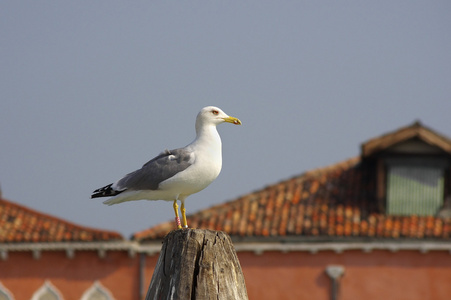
[193,123,222,151]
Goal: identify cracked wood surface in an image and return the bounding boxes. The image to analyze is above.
[145,229,248,300]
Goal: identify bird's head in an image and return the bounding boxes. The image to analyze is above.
[196,106,242,127]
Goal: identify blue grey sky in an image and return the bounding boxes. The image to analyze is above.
[1,2,450,238]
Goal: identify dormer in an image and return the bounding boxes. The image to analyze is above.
[361,121,451,217]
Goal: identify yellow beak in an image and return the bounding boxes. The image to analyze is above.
[223,116,242,125]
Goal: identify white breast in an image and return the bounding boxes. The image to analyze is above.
[159,124,223,197]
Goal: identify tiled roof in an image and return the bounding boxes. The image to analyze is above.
[0,198,123,243]
[133,157,451,242]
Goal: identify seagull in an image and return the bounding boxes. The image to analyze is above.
[91,106,242,229]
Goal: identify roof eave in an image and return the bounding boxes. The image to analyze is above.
[362,121,451,157]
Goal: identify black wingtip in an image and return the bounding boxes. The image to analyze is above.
[91,183,124,198]
[90,193,103,199]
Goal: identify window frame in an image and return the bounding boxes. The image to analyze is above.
[0,281,15,300]
[80,281,115,300]
[31,281,64,300]
[376,154,451,216]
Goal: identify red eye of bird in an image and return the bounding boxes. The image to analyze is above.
[212,110,219,115]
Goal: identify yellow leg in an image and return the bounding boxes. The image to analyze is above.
[181,201,188,228]
[173,200,182,229]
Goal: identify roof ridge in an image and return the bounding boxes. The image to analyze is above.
[243,156,361,196]
[302,156,360,177]
[362,121,451,156]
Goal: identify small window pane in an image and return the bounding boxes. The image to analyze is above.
[81,282,114,300]
[85,290,108,300]
[37,292,58,300]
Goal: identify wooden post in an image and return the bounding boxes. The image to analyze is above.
[145,229,248,300]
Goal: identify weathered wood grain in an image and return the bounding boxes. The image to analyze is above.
[145,229,248,300]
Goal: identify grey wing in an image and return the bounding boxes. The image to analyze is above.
[113,148,194,191]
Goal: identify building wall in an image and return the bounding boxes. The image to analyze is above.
[238,250,451,300]
[0,250,140,300]
[2,248,451,300]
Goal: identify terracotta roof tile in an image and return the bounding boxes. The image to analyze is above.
[133,156,451,242]
[0,198,123,243]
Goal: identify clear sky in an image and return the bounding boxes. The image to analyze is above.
[1,1,450,238]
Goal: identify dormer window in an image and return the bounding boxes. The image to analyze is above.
[361,121,451,217]
[385,157,447,216]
